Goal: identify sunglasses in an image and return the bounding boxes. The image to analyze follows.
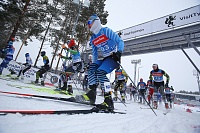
[87,19,98,25]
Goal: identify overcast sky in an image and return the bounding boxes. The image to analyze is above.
[13,0,200,92]
[104,0,200,92]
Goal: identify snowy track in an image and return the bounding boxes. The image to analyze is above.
[0,79,200,133]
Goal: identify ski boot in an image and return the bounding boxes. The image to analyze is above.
[67,85,73,95]
[121,93,125,103]
[34,79,39,84]
[41,80,45,86]
[165,102,169,109]
[58,80,62,88]
[139,97,143,104]
[9,69,16,75]
[153,101,158,109]
[113,91,118,101]
[96,91,114,111]
[70,84,97,104]
[60,82,67,91]
[54,80,62,91]
[122,98,125,103]
[170,102,172,109]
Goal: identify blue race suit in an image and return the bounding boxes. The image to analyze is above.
[88,27,124,91]
[0,42,15,74]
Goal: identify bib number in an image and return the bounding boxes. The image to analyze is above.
[104,82,111,92]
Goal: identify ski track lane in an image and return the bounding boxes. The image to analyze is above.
[0,78,200,133]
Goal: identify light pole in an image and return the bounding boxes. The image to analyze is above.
[193,70,200,94]
[137,66,143,84]
[131,59,141,85]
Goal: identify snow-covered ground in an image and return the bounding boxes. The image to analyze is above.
[0,78,200,133]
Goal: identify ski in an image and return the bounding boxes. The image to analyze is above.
[6,83,73,96]
[0,90,76,102]
[0,91,127,113]
[0,90,98,107]
[140,107,151,109]
[0,107,126,115]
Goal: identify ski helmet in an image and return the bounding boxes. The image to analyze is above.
[68,39,76,49]
[8,41,13,46]
[87,14,102,34]
[10,38,15,41]
[41,51,46,56]
[25,53,29,57]
[152,64,158,69]
[87,14,98,25]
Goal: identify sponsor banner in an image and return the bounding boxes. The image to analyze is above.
[0,58,59,84]
[119,5,200,40]
[134,22,152,37]
[152,16,173,33]
[175,5,200,26]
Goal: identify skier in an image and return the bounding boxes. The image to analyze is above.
[56,61,73,95]
[146,80,154,104]
[164,85,174,109]
[17,53,32,79]
[82,66,88,91]
[0,38,15,75]
[128,83,137,101]
[149,64,170,109]
[113,66,128,103]
[59,39,83,76]
[35,51,50,86]
[137,78,147,104]
[71,14,124,110]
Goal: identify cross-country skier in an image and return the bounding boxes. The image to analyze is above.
[146,80,154,104]
[59,39,83,76]
[58,39,84,93]
[35,51,50,86]
[0,38,15,75]
[71,14,124,111]
[149,64,170,109]
[128,83,137,101]
[17,53,32,79]
[56,61,73,95]
[82,66,89,91]
[137,78,147,104]
[164,85,174,108]
[82,60,92,91]
[112,66,128,103]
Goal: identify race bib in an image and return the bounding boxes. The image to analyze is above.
[104,82,111,92]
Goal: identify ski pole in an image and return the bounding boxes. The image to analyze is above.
[112,91,127,107]
[118,62,157,116]
[142,95,157,116]
[71,79,84,94]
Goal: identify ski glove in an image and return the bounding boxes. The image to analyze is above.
[112,51,122,63]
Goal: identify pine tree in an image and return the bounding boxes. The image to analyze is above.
[0,0,22,48]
